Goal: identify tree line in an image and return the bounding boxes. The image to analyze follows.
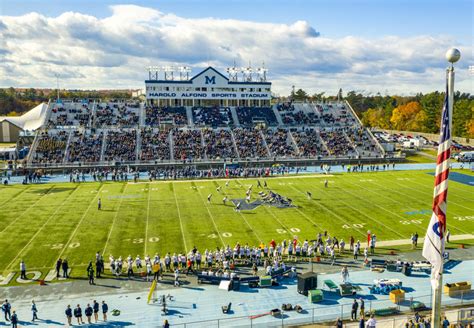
[289,88,473,138]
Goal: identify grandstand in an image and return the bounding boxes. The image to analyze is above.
[25,67,387,168]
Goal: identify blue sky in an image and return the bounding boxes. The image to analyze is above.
[2,0,472,40]
[0,0,472,94]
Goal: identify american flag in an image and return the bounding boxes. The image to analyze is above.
[422,82,451,288]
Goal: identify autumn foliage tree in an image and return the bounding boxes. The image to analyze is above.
[390,101,428,132]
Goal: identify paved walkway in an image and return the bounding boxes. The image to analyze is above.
[1,248,473,327]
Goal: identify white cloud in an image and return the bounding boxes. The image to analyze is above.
[0,5,471,95]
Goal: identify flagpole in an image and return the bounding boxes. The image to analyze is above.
[430,47,460,327]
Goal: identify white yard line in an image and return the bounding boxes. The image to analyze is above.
[195,185,226,248]
[171,183,189,253]
[344,175,472,235]
[288,184,367,237]
[56,184,105,261]
[144,183,151,256]
[386,171,474,208]
[332,185,406,239]
[102,184,129,256]
[5,185,82,271]
[0,185,56,235]
[0,185,33,207]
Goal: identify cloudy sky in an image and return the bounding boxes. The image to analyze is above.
[0,0,472,96]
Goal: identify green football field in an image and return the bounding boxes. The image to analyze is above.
[0,169,473,277]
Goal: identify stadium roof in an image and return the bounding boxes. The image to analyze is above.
[0,103,48,131]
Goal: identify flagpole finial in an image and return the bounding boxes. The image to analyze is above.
[446,48,461,64]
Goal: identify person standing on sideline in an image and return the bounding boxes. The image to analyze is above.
[335,317,343,328]
[93,300,99,323]
[446,229,451,243]
[74,304,84,325]
[31,300,38,321]
[351,299,359,321]
[10,311,18,328]
[163,319,170,328]
[370,234,376,254]
[85,304,93,324]
[174,269,180,287]
[360,298,365,319]
[101,301,108,322]
[341,266,349,283]
[98,197,102,210]
[65,305,72,326]
[3,299,11,321]
[56,258,62,278]
[366,314,377,327]
[442,316,450,328]
[20,260,26,280]
[359,317,365,328]
[62,258,69,278]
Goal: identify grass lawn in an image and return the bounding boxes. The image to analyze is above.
[0,170,473,282]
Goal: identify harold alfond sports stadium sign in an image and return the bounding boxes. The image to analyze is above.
[147,91,271,100]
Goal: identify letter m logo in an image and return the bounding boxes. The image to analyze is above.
[205,76,216,84]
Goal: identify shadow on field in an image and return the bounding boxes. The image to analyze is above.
[29,187,75,194]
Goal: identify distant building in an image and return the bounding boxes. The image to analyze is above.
[0,103,48,142]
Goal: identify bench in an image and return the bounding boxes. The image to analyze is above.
[197,274,230,284]
[239,276,260,284]
[373,307,399,316]
[324,279,339,291]
[271,268,292,278]
[370,258,386,269]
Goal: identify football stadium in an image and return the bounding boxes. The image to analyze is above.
[1,3,474,328]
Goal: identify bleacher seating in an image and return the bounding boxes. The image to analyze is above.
[140,128,171,161]
[192,106,233,127]
[264,128,298,158]
[67,130,103,163]
[104,130,137,162]
[173,129,204,161]
[145,106,187,126]
[233,128,269,158]
[236,107,278,127]
[202,129,237,160]
[29,100,384,165]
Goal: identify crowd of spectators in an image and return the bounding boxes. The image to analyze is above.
[292,129,328,158]
[202,129,237,160]
[264,128,298,158]
[347,128,379,157]
[173,129,204,161]
[278,103,320,126]
[233,128,269,158]
[236,107,278,127]
[48,103,92,128]
[320,128,357,157]
[33,131,69,164]
[104,130,137,162]
[67,131,103,163]
[145,106,188,126]
[140,128,171,161]
[192,106,233,127]
[95,103,139,128]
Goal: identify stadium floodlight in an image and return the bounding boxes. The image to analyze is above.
[147,66,160,80]
[163,65,175,80]
[256,63,268,82]
[178,66,191,80]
